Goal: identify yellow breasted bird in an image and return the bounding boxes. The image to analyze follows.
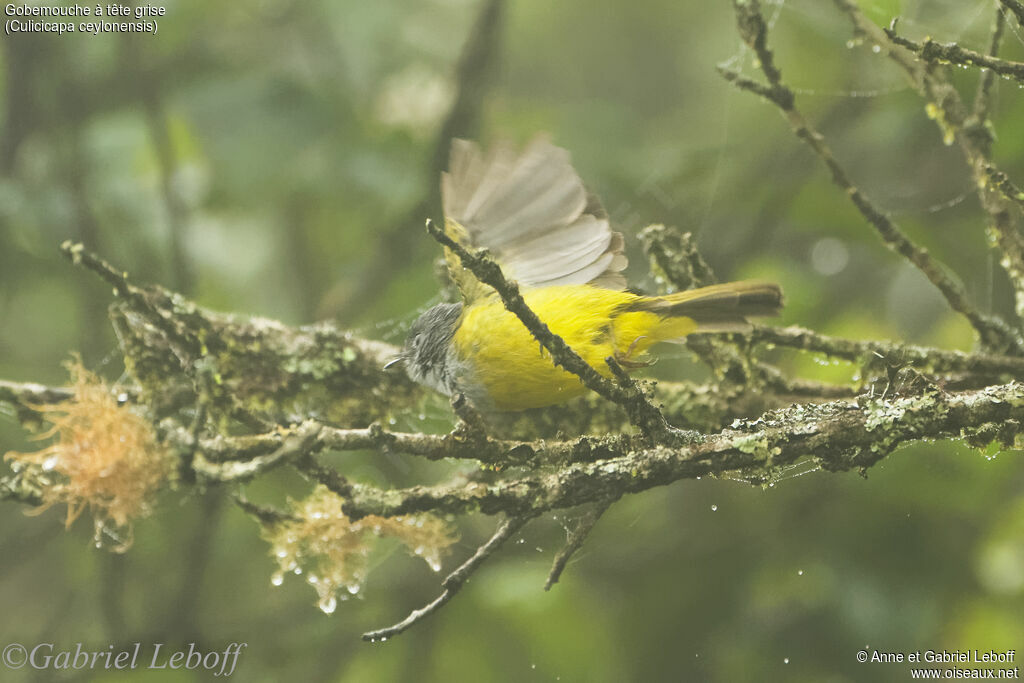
[398,138,783,411]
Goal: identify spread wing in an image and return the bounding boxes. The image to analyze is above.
[440,137,627,303]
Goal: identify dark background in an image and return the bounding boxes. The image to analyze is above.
[1,0,1023,681]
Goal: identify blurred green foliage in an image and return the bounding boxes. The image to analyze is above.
[1,0,1023,681]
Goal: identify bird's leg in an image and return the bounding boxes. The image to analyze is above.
[614,336,654,369]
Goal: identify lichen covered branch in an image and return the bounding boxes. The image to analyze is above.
[986,165,1024,213]
[340,382,1024,520]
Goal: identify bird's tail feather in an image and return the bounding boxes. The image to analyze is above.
[632,281,783,335]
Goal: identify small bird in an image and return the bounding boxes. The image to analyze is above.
[397,138,782,411]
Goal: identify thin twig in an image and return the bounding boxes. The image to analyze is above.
[191,421,323,483]
[752,325,1024,376]
[971,7,1007,128]
[233,493,300,526]
[723,0,1023,354]
[293,453,354,500]
[362,513,533,642]
[834,0,1024,332]
[61,241,149,312]
[885,20,1024,84]
[59,241,206,370]
[545,497,617,590]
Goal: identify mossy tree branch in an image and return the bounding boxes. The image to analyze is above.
[338,382,1024,520]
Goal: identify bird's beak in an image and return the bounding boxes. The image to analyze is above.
[383,355,405,370]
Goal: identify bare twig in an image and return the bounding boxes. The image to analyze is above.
[293,453,355,499]
[545,497,617,591]
[834,0,1024,331]
[752,325,1024,376]
[885,19,1024,84]
[233,493,300,526]
[759,372,856,399]
[191,421,324,483]
[723,0,1023,354]
[971,7,1006,128]
[362,513,533,642]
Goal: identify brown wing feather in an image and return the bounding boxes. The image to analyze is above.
[440,137,627,302]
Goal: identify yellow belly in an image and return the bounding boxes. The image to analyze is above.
[451,285,696,411]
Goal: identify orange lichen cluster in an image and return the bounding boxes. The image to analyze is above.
[4,356,173,551]
[263,485,457,614]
